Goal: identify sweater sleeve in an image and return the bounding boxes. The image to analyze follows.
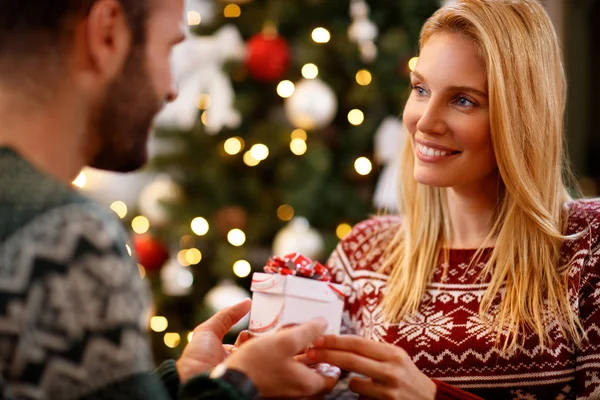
[573,228,600,399]
[155,359,181,399]
[432,380,484,400]
[154,359,249,400]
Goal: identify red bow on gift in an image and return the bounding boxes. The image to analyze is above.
[264,253,331,282]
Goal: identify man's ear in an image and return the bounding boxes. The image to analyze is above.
[86,0,133,81]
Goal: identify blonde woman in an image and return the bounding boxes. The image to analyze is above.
[307,0,600,399]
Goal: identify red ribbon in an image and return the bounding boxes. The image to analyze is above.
[264,252,331,282]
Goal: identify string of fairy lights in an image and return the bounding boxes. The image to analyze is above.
[69,2,421,350]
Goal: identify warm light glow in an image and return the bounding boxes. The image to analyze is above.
[132,216,150,234]
[138,264,146,279]
[354,157,373,175]
[125,244,132,256]
[312,27,331,43]
[408,57,419,71]
[243,151,260,167]
[201,111,209,125]
[336,223,353,240]
[291,129,307,141]
[188,332,194,343]
[164,332,181,348]
[185,248,202,265]
[277,204,295,221]
[224,137,244,155]
[233,260,252,278]
[110,201,128,219]
[250,144,269,161]
[301,63,319,79]
[187,11,201,26]
[228,229,246,246]
[290,138,307,155]
[72,171,86,188]
[191,217,209,236]
[224,4,241,18]
[197,93,212,110]
[348,109,365,126]
[277,80,295,98]
[150,316,168,332]
[177,250,191,267]
[356,69,372,86]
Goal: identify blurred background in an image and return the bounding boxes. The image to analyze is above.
[70,0,600,362]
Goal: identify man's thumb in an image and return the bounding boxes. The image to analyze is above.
[199,298,252,338]
[278,318,328,355]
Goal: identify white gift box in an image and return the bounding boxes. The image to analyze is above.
[249,272,346,335]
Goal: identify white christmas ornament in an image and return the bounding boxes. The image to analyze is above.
[348,0,379,63]
[373,117,406,211]
[161,258,194,296]
[348,17,378,43]
[273,217,325,260]
[284,79,338,130]
[154,25,246,134]
[205,281,251,333]
[138,174,182,226]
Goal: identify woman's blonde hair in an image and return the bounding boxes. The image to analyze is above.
[382,0,583,350]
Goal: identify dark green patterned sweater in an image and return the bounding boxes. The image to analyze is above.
[0,148,246,400]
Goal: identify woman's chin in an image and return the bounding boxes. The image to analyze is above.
[413,172,453,188]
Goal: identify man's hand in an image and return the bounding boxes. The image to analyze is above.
[176,298,251,383]
[224,318,340,398]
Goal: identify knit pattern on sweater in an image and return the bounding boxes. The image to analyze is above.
[326,199,600,399]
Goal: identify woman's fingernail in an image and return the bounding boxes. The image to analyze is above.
[307,348,317,359]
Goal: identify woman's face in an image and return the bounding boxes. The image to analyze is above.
[403,32,497,191]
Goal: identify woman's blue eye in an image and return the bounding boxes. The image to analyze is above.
[412,85,427,96]
[455,96,475,107]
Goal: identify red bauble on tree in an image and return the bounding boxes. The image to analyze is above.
[246,31,290,82]
[133,234,169,273]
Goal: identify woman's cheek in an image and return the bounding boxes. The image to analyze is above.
[402,99,420,135]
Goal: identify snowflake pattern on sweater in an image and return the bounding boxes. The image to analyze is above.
[326,199,600,399]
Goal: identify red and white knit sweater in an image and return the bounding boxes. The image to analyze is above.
[325,199,600,399]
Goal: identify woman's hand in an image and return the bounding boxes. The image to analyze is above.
[223,330,254,356]
[306,335,436,400]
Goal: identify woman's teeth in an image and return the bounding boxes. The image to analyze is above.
[417,143,452,157]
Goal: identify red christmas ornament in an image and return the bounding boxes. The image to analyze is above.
[133,234,169,273]
[246,32,290,82]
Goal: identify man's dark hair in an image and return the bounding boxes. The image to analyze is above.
[0,0,148,81]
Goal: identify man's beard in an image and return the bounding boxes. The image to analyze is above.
[90,45,162,173]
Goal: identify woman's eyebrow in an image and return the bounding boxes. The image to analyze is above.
[411,70,487,97]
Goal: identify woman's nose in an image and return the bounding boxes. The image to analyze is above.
[416,100,448,136]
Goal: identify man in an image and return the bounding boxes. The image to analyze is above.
[0,0,338,398]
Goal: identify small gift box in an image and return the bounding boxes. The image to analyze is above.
[249,253,346,335]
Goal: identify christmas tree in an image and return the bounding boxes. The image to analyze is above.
[129,0,440,361]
